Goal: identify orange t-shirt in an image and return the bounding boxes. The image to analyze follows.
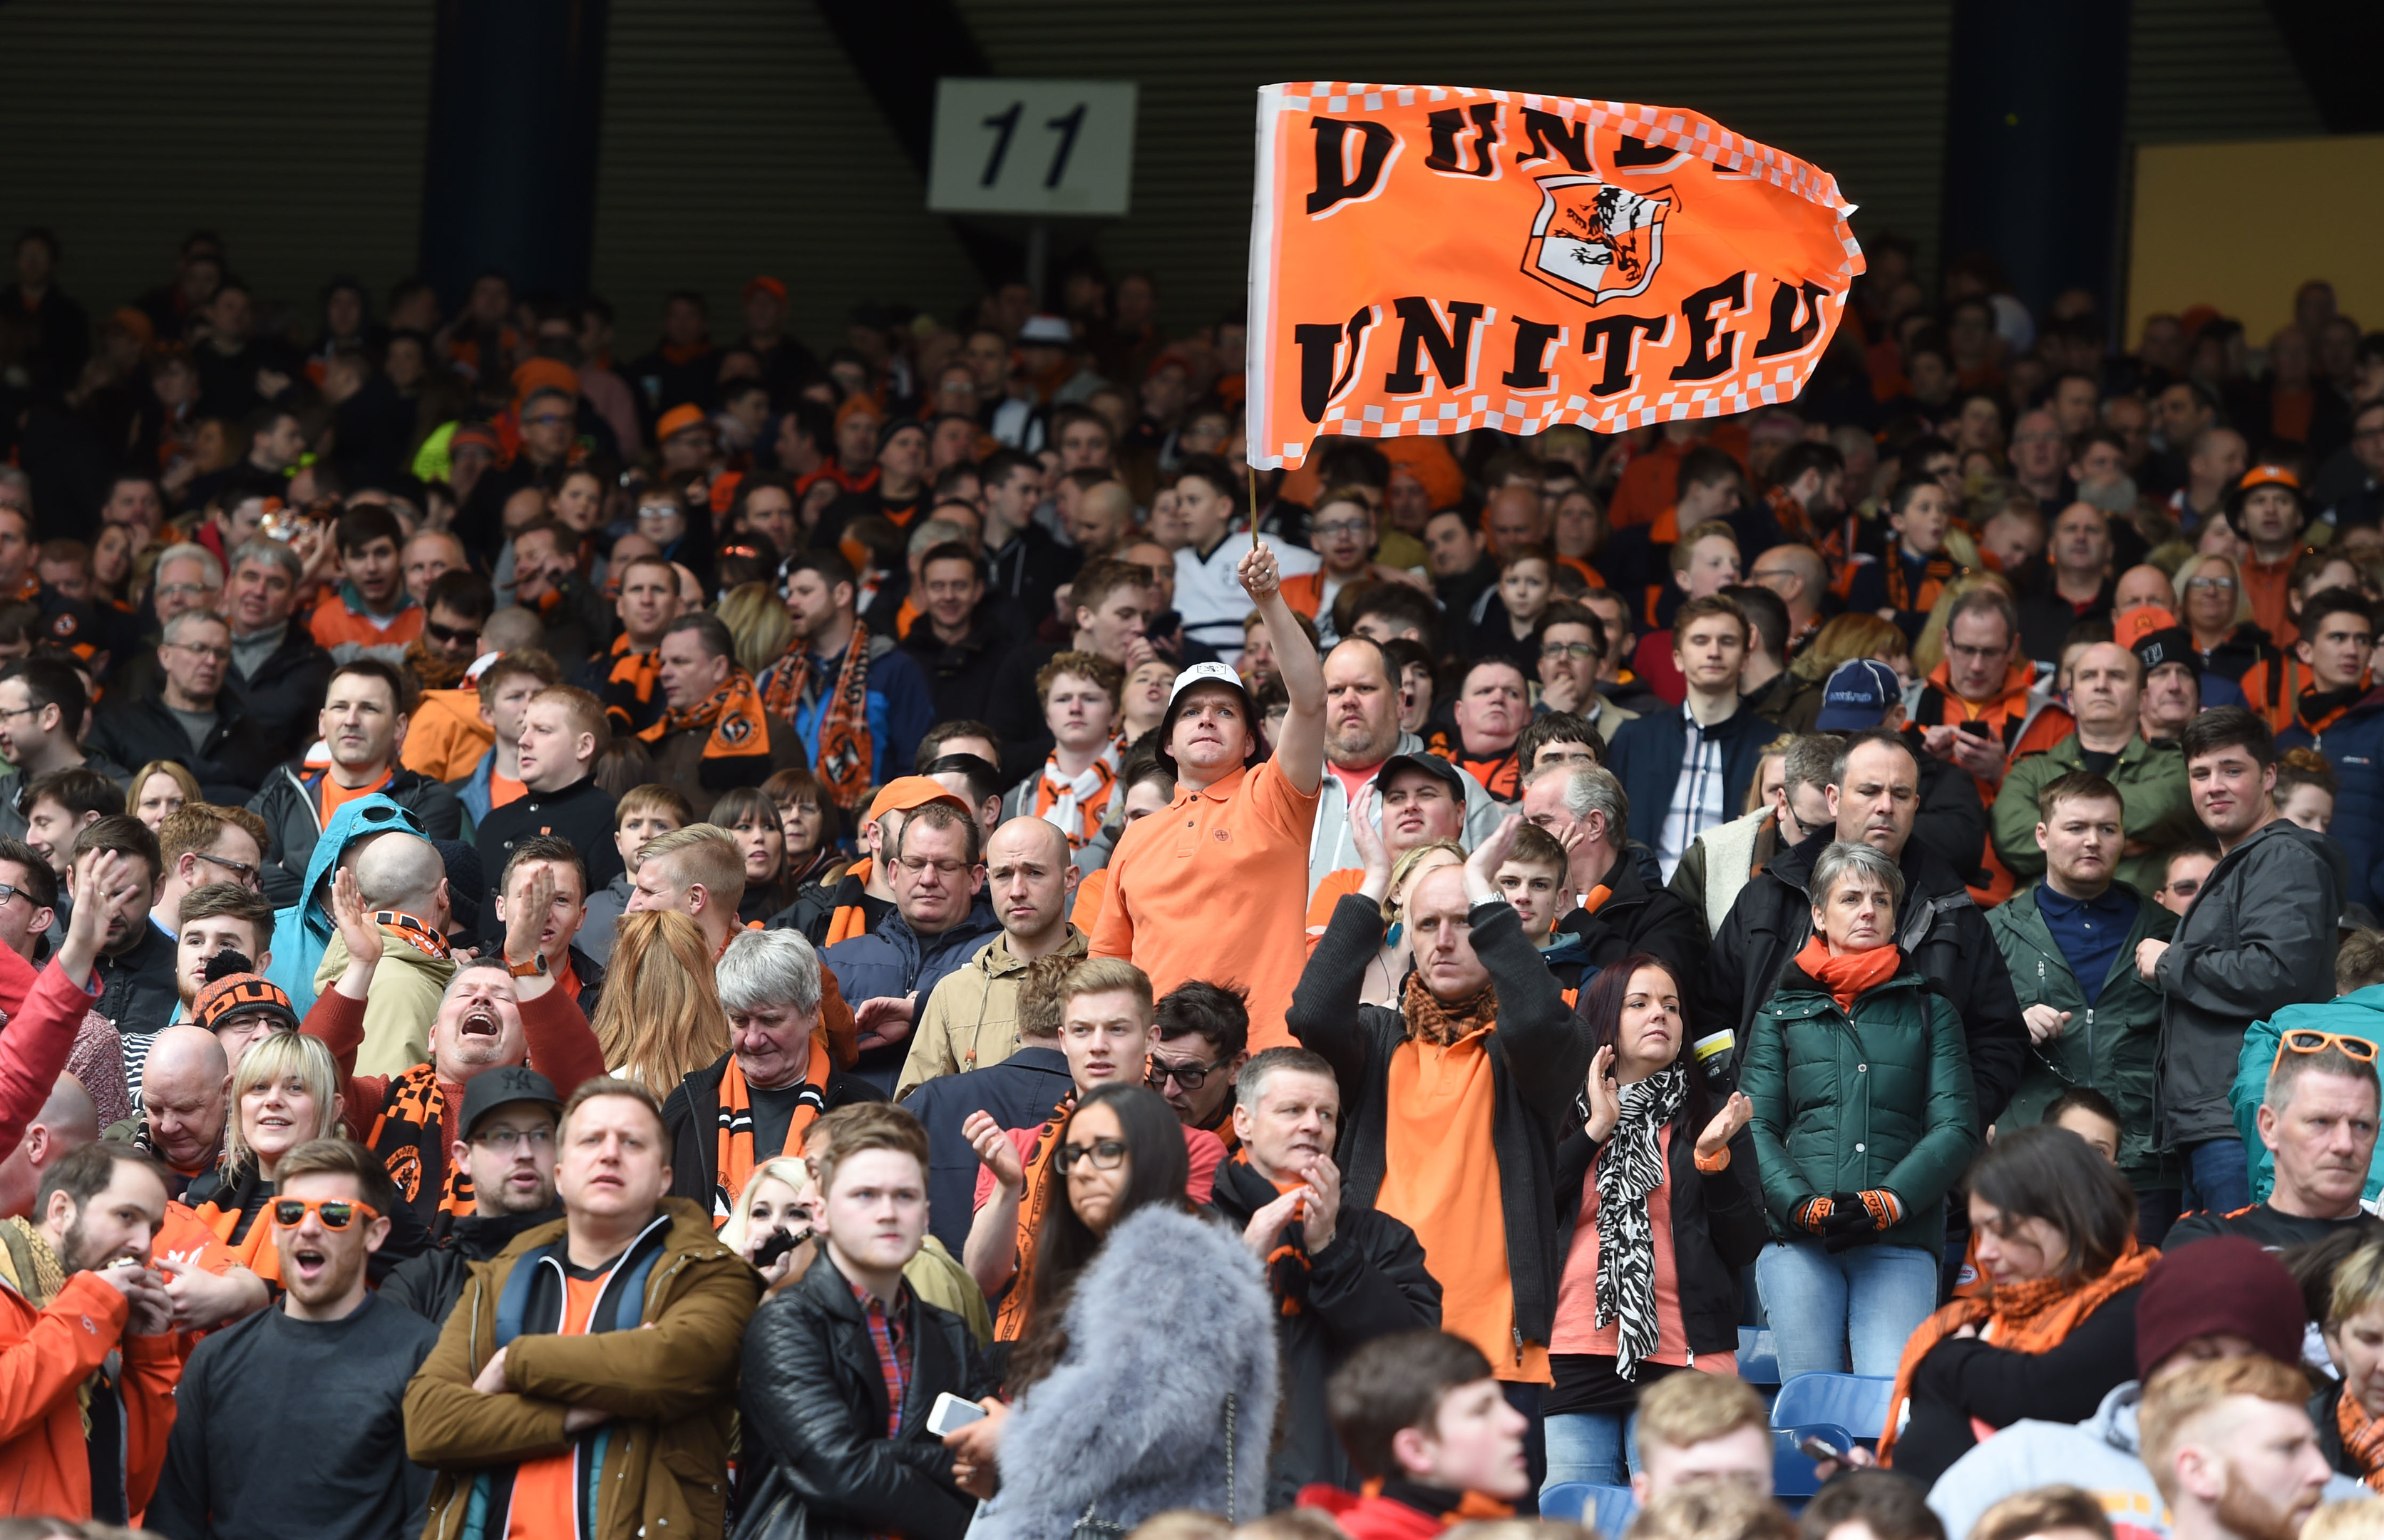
[1376,1027,1551,1385]
[1305,868,1366,938]
[308,592,426,652]
[1088,759,1320,1051]
[318,768,396,824]
[507,1267,616,1540]
[489,772,528,810]
[1069,867,1111,935]
[2242,550,2300,648]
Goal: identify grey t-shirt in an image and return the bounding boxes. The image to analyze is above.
[168,705,217,755]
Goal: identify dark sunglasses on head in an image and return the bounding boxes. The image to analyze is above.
[1054,1138,1128,1174]
[271,1196,381,1230]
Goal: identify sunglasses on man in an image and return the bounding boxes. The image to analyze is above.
[271,1196,381,1231]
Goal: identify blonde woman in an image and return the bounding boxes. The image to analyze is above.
[724,1154,993,1339]
[2171,550,2278,679]
[126,759,203,829]
[591,909,731,1097]
[715,579,794,677]
[190,1030,346,1280]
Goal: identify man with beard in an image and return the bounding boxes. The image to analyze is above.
[148,1139,441,1540]
[302,866,605,1239]
[1307,637,1502,893]
[0,1141,178,1522]
[376,1069,563,1325]
[2139,1356,2332,1540]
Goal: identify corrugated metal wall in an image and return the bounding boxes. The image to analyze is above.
[958,0,1956,332]
[2129,0,2323,144]
[0,0,433,334]
[587,0,984,352]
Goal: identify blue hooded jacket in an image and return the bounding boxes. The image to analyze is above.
[265,793,428,1016]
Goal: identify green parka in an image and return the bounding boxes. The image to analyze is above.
[1986,881,2177,1189]
[1742,962,1980,1254]
[1990,734,2197,897]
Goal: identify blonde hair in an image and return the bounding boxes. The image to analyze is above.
[2173,551,2256,632]
[225,1030,341,1174]
[719,1155,811,1256]
[1789,613,1906,685]
[636,822,745,908]
[1384,841,1463,927]
[125,761,202,820]
[716,581,794,676]
[1623,1482,1796,1540]
[2302,1498,2384,1540]
[592,909,731,1096]
[1633,1370,1770,1457]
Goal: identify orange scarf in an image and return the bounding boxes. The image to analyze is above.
[709,1044,831,1226]
[1794,935,1902,1011]
[761,622,875,811]
[995,1092,1079,1343]
[2340,1391,2384,1492]
[642,664,773,769]
[1878,1237,2157,1464]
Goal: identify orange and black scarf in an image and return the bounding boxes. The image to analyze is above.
[762,622,873,810]
[710,1048,830,1226]
[1879,1237,2157,1465]
[1794,935,1902,1012]
[1230,1150,1314,1317]
[1402,975,1499,1047]
[642,665,774,779]
[404,639,470,692]
[994,1092,1078,1343]
[2339,1390,2384,1491]
[376,911,451,962]
[1031,754,1119,849]
[1884,548,1956,615]
[369,1063,475,1236]
[600,632,664,734]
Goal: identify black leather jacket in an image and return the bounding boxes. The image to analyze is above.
[734,1249,995,1540]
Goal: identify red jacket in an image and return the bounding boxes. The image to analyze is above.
[0,954,108,1163]
[0,1269,181,1519]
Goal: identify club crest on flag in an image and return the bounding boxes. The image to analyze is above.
[1523,177,1676,306]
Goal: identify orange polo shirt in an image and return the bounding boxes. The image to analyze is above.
[1089,759,1320,1051]
[2242,550,2301,647]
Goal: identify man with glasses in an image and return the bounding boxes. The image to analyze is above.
[1149,980,1251,1149]
[963,957,1226,1340]
[217,539,335,767]
[147,804,266,948]
[108,542,225,707]
[824,801,1000,1092]
[148,1137,440,1540]
[91,612,272,801]
[1532,602,1637,748]
[0,656,129,842]
[307,503,421,667]
[2168,1032,2377,1251]
[379,1067,565,1324]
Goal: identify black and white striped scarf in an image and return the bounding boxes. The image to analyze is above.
[1593,1068,1685,1380]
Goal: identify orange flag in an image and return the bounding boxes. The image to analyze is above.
[1247,83,1865,468]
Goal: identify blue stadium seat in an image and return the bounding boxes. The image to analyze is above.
[1541,1482,1639,1536]
[1769,1373,1896,1441]
[1737,1326,1781,1388]
[1772,1422,1857,1502]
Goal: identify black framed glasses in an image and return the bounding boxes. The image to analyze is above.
[192,849,260,887]
[1539,642,1598,661]
[1147,1057,1223,1091]
[1054,1138,1129,1174]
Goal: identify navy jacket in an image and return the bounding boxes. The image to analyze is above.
[1605,703,1781,855]
[2280,683,2384,913]
[823,900,1002,1089]
[901,1044,1075,1254]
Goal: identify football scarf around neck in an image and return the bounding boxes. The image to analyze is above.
[1035,749,1119,848]
[376,911,452,961]
[710,1045,830,1225]
[600,633,664,734]
[1593,1068,1687,1379]
[642,664,773,778]
[370,1062,475,1236]
[1794,935,1903,1012]
[1402,974,1499,1048]
[761,622,875,810]
[993,1090,1078,1343]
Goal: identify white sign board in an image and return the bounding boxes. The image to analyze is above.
[927,78,1136,216]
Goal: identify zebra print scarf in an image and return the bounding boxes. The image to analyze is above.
[1593,1068,1685,1380]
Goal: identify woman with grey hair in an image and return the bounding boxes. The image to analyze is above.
[659,923,878,1222]
[1739,838,1978,1380]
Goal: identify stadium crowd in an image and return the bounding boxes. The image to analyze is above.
[0,223,2380,1540]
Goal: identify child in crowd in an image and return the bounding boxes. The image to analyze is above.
[1851,476,1956,640]
[578,781,692,964]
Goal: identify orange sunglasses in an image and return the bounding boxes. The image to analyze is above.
[269,1197,382,1231]
[2271,1029,2381,1078]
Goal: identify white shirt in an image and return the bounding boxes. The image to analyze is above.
[1174,532,1321,661]
[1657,702,1730,880]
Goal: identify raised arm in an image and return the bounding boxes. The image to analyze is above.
[1242,537,1324,796]
[0,851,123,1159]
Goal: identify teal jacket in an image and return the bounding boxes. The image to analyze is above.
[1742,962,1980,1253]
[2232,984,2384,1205]
[1987,882,2177,1189]
[264,793,429,1017]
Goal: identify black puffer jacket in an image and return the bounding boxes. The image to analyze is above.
[1707,826,2028,1127]
[735,1248,994,1540]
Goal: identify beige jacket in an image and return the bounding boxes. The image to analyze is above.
[313,926,455,1078]
[893,925,1086,1099]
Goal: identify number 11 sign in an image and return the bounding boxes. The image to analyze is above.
[927,78,1137,216]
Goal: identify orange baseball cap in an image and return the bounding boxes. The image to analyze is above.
[2238,463,2301,493]
[835,394,885,433]
[744,276,788,302]
[512,356,580,404]
[865,775,971,825]
[2113,605,2179,651]
[656,403,710,441]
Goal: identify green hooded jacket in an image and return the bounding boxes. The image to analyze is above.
[1990,733,2197,896]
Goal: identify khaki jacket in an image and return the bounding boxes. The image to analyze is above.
[404,1197,761,1540]
[893,925,1086,1099]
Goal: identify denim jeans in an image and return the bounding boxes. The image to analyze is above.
[1502,1382,1546,1513]
[1542,1410,1633,1492]
[1754,1241,1940,1379]
[2182,1138,2252,1218]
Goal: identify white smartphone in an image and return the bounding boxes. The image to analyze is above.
[927,1392,989,1437]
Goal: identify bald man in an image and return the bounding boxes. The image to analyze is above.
[0,1073,97,1216]
[896,816,1085,1097]
[320,833,457,1076]
[1748,543,1829,656]
[111,1026,228,1201]
[1064,482,1135,560]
